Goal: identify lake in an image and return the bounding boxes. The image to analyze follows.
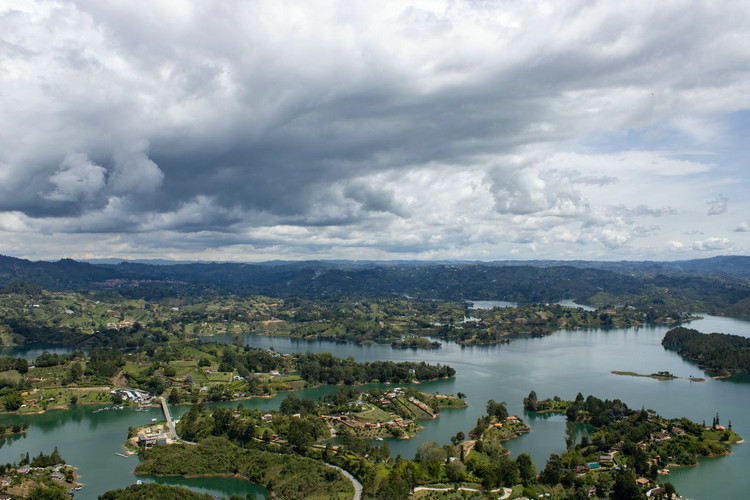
[2,314,750,499]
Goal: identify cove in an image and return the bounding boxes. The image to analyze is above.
[1,314,750,499]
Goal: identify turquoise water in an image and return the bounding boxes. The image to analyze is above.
[2,314,750,499]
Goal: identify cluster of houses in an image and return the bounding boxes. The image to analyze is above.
[566,436,692,498]
[0,464,78,498]
[377,387,406,406]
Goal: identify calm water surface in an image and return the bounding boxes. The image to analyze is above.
[2,314,750,499]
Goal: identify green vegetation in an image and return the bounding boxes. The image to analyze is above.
[611,370,706,382]
[0,340,455,414]
[533,393,741,478]
[0,420,27,439]
[123,393,525,498]
[100,483,214,500]
[391,337,441,349]
[523,390,570,413]
[135,436,353,499]
[662,326,750,375]
[0,448,77,499]
[0,284,698,349]
[509,393,743,499]
[3,255,750,317]
[130,390,724,499]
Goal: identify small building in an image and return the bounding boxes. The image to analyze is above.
[137,431,169,448]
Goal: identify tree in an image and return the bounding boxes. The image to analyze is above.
[168,388,181,405]
[486,399,508,420]
[539,454,562,485]
[68,362,83,383]
[451,431,465,445]
[376,469,410,500]
[446,460,466,482]
[416,441,445,478]
[611,470,646,500]
[27,486,69,500]
[4,392,23,411]
[516,453,536,484]
[111,392,124,405]
[565,422,577,449]
[287,418,315,449]
[663,482,676,499]
[524,390,538,411]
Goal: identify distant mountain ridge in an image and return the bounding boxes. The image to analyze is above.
[1,254,749,312]
[73,255,750,276]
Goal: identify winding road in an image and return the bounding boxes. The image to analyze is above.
[326,464,362,500]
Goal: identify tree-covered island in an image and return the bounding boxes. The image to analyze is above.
[662,326,750,376]
[523,391,742,498]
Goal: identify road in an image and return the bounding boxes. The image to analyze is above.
[326,464,362,500]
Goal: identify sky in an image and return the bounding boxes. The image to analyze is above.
[1,0,749,263]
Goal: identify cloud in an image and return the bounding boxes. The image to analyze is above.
[667,240,685,250]
[692,237,732,252]
[108,146,164,195]
[488,166,586,216]
[706,195,728,216]
[736,222,750,233]
[44,153,107,202]
[1,0,749,260]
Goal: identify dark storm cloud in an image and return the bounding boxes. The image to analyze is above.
[1,0,749,260]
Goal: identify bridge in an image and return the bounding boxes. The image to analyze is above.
[160,396,178,441]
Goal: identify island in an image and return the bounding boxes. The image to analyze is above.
[662,326,750,376]
[391,336,441,349]
[611,370,706,382]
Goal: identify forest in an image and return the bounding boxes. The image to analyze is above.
[662,326,750,375]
